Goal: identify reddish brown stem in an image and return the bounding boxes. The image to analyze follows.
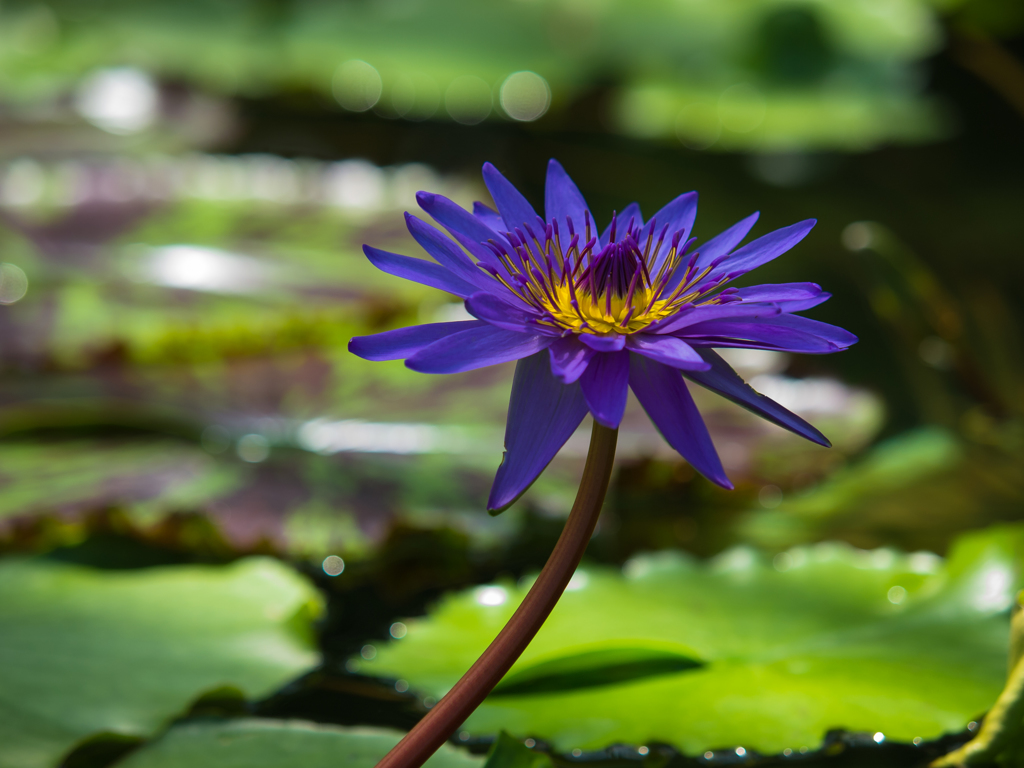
[376,421,619,768]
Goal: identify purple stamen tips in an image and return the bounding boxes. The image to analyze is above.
[566,215,576,239]
[626,216,635,237]
[514,228,530,255]
[551,219,559,239]
[584,210,592,241]
[609,211,618,243]
[671,230,684,250]
[545,223,553,243]
[579,237,597,261]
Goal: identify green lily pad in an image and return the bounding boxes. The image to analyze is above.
[0,438,243,527]
[356,525,1021,755]
[480,732,554,768]
[0,557,322,768]
[491,643,704,697]
[741,427,1024,554]
[114,719,481,768]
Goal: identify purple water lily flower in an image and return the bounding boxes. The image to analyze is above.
[349,160,856,512]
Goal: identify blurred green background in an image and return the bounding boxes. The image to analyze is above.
[0,1,1023,766]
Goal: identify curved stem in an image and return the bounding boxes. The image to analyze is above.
[376,421,618,768]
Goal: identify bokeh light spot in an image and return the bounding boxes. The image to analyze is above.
[0,264,29,304]
[773,552,794,572]
[500,71,551,121]
[322,555,345,576]
[76,67,158,134]
[759,484,783,509]
[237,434,270,463]
[475,586,508,606]
[841,221,874,251]
[333,60,383,112]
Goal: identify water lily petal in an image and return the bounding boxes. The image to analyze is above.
[640,191,698,271]
[545,160,591,233]
[580,350,630,428]
[629,354,732,488]
[685,349,830,447]
[684,314,858,354]
[363,245,479,298]
[690,212,760,273]
[579,334,626,352]
[473,202,505,233]
[548,336,595,383]
[488,351,589,512]
[735,282,830,312]
[483,162,540,231]
[405,213,499,293]
[626,334,710,370]
[649,303,782,335]
[735,282,822,301]
[416,192,509,273]
[465,292,557,334]
[706,219,816,282]
[348,320,485,361]
[600,202,642,246]
[406,325,553,374]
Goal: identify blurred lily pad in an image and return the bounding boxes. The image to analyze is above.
[355,525,1021,755]
[114,719,481,768]
[740,427,1024,553]
[0,438,242,526]
[0,557,321,768]
[0,0,952,150]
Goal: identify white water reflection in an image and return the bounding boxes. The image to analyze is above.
[297,418,477,455]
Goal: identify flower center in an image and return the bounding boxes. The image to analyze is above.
[479,211,736,335]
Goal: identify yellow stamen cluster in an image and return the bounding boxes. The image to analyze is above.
[482,218,726,335]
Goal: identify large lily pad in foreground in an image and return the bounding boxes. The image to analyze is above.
[0,558,321,768]
[116,719,481,768]
[356,526,1022,755]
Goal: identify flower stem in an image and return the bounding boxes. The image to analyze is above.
[375,421,619,768]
